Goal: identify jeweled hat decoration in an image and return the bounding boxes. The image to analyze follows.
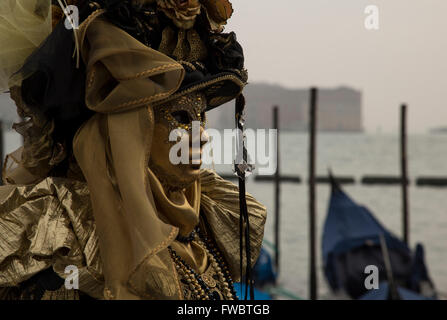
[96,0,248,111]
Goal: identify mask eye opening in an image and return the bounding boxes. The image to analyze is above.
[171,110,191,124]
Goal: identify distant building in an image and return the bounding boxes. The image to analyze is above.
[317,87,363,132]
[207,83,363,132]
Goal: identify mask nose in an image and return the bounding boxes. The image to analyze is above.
[189,124,208,148]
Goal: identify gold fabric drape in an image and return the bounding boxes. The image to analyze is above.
[0,169,266,299]
[73,12,186,299]
[79,11,185,114]
[0,178,104,299]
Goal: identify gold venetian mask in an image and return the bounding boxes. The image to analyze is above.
[150,91,209,190]
[158,91,207,132]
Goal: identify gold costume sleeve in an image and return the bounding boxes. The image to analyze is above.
[200,169,267,282]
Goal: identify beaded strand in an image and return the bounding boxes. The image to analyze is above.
[168,227,237,300]
[196,230,238,299]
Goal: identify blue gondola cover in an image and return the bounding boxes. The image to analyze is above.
[322,180,436,299]
[253,247,277,287]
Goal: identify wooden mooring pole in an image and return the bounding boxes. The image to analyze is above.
[273,106,280,277]
[309,88,318,300]
[400,104,409,246]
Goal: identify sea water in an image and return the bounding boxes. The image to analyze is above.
[209,132,447,299]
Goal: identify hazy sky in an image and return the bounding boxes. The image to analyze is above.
[225,0,447,133]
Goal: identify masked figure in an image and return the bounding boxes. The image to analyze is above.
[0,0,266,300]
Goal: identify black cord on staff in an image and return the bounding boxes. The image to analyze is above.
[235,94,254,300]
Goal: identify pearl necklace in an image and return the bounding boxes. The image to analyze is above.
[168,228,237,300]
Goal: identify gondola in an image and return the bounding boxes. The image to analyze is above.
[322,176,437,300]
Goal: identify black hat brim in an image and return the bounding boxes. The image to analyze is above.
[152,66,246,112]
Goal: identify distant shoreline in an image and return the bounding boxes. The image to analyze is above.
[430,127,447,134]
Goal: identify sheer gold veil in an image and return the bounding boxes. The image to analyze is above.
[0,0,52,91]
[73,12,191,299]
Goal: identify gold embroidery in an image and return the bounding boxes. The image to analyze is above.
[156,92,207,132]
